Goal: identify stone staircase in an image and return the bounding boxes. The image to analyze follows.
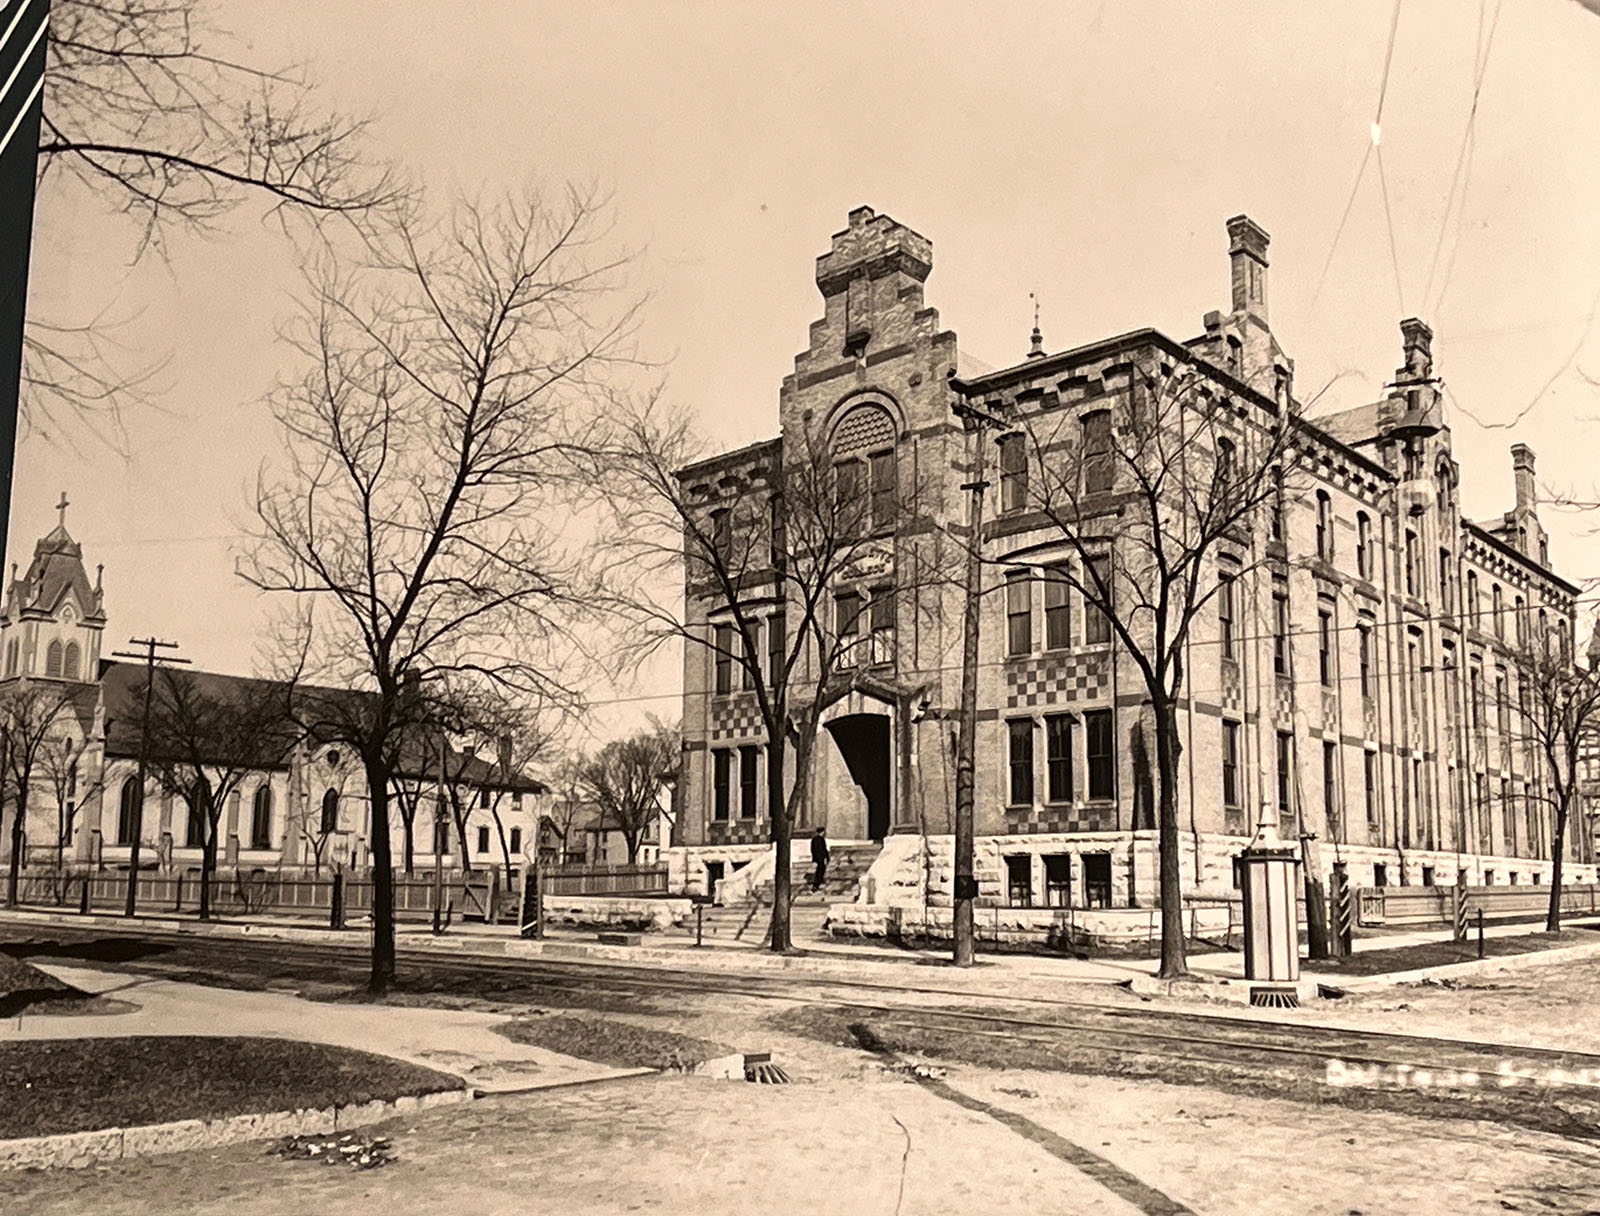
[689,842,882,947]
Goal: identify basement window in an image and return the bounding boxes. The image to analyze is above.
[1005,855,1033,908]
[1083,853,1112,909]
[1044,855,1073,908]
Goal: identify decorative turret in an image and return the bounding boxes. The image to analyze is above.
[0,493,108,681]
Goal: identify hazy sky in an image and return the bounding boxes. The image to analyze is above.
[16,0,1600,741]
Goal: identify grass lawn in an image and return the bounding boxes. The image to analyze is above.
[0,955,97,1019]
[495,1013,726,1070]
[1304,926,1600,976]
[0,1037,463,1139]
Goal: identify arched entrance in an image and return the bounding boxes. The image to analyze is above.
[824,712,892,842]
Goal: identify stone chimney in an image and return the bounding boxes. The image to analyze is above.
[1226,215,1270,320]
[1399,318,1434,380]
[1512,444,1537,513]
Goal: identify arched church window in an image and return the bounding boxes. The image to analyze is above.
[63,643,81,681]
[45,640,63,677]
[251,786,274,850]
[4,640,15,676]
[321,789,340,835]
[186,777,210,848]
[118,777,141,845]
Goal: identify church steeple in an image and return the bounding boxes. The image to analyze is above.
[0,495,106,682]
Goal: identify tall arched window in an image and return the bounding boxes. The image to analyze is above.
[186,777,210,848]
[251,786,273,849]
[45,639,63,677]
[5,640,16,675]
[831,403,898,533]
[63,642,81,681]
[118,777,141,845]
[320,789,340,835]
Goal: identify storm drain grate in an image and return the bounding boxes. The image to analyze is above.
[1249,985,1300,1009]
[743,1052,790,1084]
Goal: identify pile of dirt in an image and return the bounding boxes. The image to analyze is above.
[0,954,91,1018]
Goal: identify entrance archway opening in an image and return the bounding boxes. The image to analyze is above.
[825,712,892,842]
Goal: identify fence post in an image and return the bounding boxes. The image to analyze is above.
[78,875,90,916]
[330,871,345,930]
[695,902,704,948]
[1454,870,1469,943]
[1476,908,1485,960]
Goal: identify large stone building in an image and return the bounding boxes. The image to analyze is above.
[672,206,1597,908]
[0,511,546,878]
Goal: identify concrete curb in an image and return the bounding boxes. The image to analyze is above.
[0,1087,472,1171]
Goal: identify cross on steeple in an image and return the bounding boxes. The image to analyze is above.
[55,491,69,529]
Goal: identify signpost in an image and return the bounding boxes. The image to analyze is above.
[0,0,50,570]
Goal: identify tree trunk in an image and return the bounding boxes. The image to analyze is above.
[767,725,792,952]
[6,785,28,907]
[199,807,219,920]
[400,803,416,876]
[1547,799,1569,933]
[1152,699,1189,979]
[455,812,473,874]
[365,754,397,994]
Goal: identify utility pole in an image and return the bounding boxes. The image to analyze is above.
[110,637,188,917]
[951,399,1010,967]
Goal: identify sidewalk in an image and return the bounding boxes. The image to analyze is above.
[1,960,644,1096]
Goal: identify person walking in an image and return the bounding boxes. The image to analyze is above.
[810,827,830,892]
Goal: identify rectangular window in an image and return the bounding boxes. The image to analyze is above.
[1468,572,1480,625]
[1045,714,1073,803]
[1358,622,1373,698]
[869,587,895,666]
[476,826,491,854]
[1439,549,1453,613]
[1323,740,1338,827]
[1083,853,1113,908]
[1270,487,1285,542]
[1084,556,1112,645]
[1493,584,1504,639]
[714,624,733,695]
[836,591,862,665]
[1272,583,1289,675]
[741,620,759,690]
[1006,572,1033,656]
[1364,751,1378,827]
[1007,719,1034,807]
[1318,609,1334,687]
[739,745,759,818]
[509,826,522,854]
[1373,862,1388,888]
[1044,566,1071,650]
[1085,710,1115,800]
[999,434,1028,513]
[834,460,863,535]
[869,450,897,530]
[1496,672,1509,739]
[1316,492,1332,561]
[1356,513,1371,578]
[1514,596,1526,647]
[1405,530,1418,596]
[1044,855,1073,908]
[1218,573,1236,660]
[769,612,784,687]
[1082,412,1114,494]
[710,508,731,563]
[1005,855,1033,907]
[1222,720,1241,810]
[1276,731,1294,823]
[712,750,731,822]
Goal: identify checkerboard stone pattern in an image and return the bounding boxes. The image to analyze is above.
[708,820,764,846]
[1004,653,1110,709]
[1221,660,1242,712]
[1004,802,1118,834]
[710,694,766,742]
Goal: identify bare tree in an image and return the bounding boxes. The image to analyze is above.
[1010,354,1298,978]
[578,721,677,866]
[39,726,107,893]
[143,668,299,919]
[243,189,633,994]
[544,756,589,865]
[30,0,401,443]
[1,679,79,905]
[1508,626,1600,931]
[608,403,933,951]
